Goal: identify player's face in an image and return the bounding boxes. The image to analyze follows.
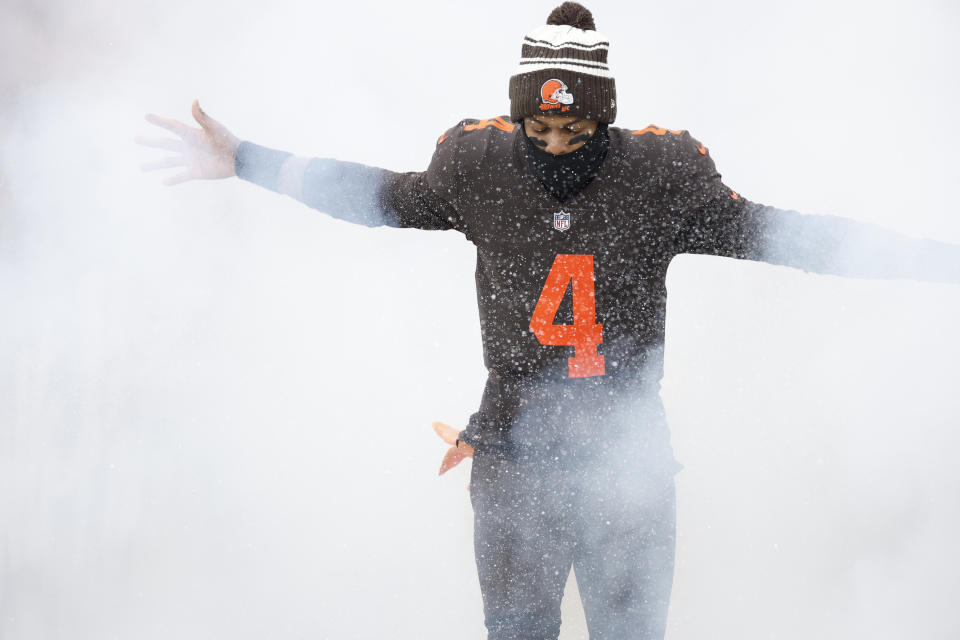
[524,115,599,155]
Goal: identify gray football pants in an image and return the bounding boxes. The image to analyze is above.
[470,443,676,640]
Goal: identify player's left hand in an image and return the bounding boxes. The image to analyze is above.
[433,421,473,476]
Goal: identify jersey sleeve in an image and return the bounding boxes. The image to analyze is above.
[378,122,467,231]
[668,131,764,259]
[670,133,960,283]
[456,370,514,450]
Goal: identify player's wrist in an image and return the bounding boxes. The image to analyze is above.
[234,141,293,190]
[455,432,476,456]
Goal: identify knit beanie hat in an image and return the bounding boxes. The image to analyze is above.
[509,2,616,123]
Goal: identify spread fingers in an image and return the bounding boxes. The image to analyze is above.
[135,136,184,152]
[144,113,191,137]
[141,156,184,171]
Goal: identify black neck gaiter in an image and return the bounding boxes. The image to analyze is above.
[523,122,610,203]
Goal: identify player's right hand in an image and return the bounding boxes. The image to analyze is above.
[137,99,240,186]
[433,421,473,476]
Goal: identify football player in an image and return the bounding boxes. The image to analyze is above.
[138,3,960,638]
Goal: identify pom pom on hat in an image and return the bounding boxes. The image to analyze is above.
[547,2,596,31]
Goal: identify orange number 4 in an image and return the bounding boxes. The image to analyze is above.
[529,254,605,378]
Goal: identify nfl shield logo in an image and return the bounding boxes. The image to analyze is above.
[553,211,571,231]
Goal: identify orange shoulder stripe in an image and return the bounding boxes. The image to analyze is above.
[631,124,685,136]
[463,116,516,133]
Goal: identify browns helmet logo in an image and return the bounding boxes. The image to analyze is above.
[539,79,574,112]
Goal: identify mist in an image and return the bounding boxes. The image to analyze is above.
[2,1,959,639]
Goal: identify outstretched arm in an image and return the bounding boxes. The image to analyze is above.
[139,102,464,232]
[672,133,960,285]
[742,207,960,285]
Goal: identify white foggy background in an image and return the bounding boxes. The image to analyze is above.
[1,0,959,638]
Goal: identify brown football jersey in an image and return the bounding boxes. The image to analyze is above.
[380,118,764,448]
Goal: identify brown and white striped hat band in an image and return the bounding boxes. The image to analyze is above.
[509,24,617,123]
